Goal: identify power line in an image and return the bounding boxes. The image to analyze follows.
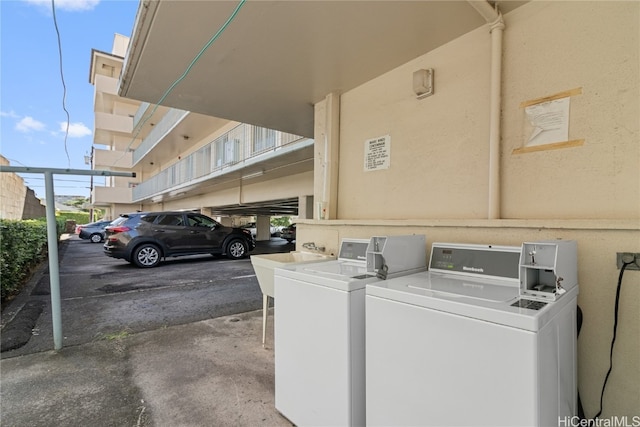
[51,0,71,168]
[114,0,247,165]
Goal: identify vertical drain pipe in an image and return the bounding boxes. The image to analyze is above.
[468,1,504,219]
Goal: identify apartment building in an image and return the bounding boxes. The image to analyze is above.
[118,0,639,418]
[89,34,142,218]
[90,34,314,240]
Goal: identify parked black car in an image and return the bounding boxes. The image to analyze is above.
[103,211,256,268]
[77,220,112,243]
[280,223,296,243]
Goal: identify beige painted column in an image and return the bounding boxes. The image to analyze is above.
[256,215,271,241]
[298,195,315,220]
[313,93,340,219]
[218,216,234,227]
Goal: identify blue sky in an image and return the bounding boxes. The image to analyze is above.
[1,0,138,198]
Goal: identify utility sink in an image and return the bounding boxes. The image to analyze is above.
[250,251,335,346]
[251,251,335,297]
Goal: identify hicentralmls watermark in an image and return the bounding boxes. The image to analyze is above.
[558,416,640,427]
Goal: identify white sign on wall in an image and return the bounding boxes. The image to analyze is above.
[364,135,390,172]
[525,97,570,147]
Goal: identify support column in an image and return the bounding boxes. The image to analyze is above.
[218,216,234,227]
[256,215,271,241]
[313,93,340,220]
[298,195,314,220]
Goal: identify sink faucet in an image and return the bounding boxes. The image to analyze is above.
[302,242,325,252]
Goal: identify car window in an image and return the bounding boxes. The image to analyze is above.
[186,214,218,228]
[155,214,184,226]
[110,216,129,226]
[141,215,156,223]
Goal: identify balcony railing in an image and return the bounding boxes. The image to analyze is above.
[132,124,307,201]
[132,108,189,165]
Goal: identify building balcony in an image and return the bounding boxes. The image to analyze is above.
[133,102,152,130]
[92,186,133,205]
[132,108,189,165]
[94,148,133,170]
[93,75,119,114]
[132,124,313,203]
[94,112,133,135]
[94,74,118,96]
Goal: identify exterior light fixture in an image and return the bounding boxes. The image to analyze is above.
[413,68,434,99]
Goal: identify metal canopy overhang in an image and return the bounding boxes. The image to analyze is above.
[120,1,527,138]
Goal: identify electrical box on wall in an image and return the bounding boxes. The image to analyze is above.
[616,252,640,270]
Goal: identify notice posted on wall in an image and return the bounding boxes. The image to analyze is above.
[525,97,570,147]
[364,135,390,172]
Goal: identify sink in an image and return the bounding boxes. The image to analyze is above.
[250,251,335,347]
[251,251,334,297]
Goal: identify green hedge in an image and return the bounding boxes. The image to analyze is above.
[56,212,90,225]
[0,218,67,302]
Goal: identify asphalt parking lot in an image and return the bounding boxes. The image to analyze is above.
[1,234,294,357]
[1,234,296,426]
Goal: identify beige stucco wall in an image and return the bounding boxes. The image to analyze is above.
[0,156,46,220]
[501,2,639,219]
[337,1,639,220]
[303,1,639,418]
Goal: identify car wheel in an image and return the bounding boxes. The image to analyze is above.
[90,233,103,243]
[226,239,247,260]
[132,243,161,268]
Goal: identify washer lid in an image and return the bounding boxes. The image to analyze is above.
[366,271,578,331]
[302,261,368,277]
[409,274,518,302]
[275,259,378,291]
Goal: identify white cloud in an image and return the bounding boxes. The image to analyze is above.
[16,116,46,133]
[59,122,92,138]
[0,110,20,119]
[23,0,100,12]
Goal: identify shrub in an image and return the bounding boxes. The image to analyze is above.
[0,219,49,302]
[56,212,90,225]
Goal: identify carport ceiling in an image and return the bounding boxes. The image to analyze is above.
[209,198,299,217]
[121,1,528,138]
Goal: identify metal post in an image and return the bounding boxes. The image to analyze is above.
[89,173,94,222]
[0,165,135,351]
[44,171,63,350]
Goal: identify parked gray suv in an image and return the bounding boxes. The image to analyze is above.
[103,211,256,268]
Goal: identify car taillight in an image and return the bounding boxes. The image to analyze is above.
[107,226,131,233]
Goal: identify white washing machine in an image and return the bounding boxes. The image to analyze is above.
[274,236,427,427]
[366,241,578,427]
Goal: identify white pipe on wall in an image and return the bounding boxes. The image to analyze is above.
[468,1,505,219]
